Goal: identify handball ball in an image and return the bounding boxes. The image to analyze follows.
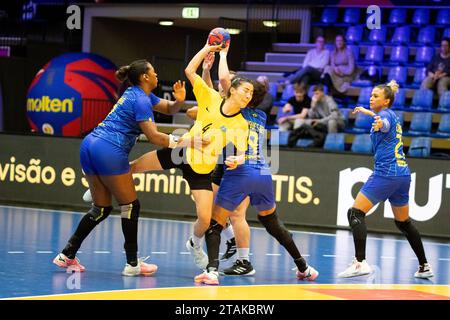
[208,27,231,49]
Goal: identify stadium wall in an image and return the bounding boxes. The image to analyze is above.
[0,134,449,238]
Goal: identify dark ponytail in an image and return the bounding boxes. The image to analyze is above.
[115,59,151,86]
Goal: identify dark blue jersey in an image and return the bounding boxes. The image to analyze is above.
[91,86,160,153]
[241,108,267,169]
[370,108,410,176]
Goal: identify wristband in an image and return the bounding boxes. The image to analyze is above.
[168,134,179,149]
[219,51,227,58]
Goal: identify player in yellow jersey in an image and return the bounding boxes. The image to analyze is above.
[130,42,254,269]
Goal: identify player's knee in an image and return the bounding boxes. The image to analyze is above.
[347,207,366,228]
[120,199,140,221]
[206,219,223,235]
[257,210,292,244]
[88,205,113,224]
[395,218,413,235]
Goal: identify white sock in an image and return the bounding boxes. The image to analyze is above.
[191,234,203,248]
[222,224,235,241]
[237,248,250,261]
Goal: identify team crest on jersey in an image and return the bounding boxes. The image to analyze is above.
[252,112,258,117]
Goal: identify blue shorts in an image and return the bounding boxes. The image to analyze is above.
[80,134,130,176]
[215,167,275,212]
[360,174,411,207]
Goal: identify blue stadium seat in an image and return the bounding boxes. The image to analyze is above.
[360,45,384,66]
[410,89,433,111]
[415,27,436,46]
[388,66,408,86]
[394,110,404,126]
[356,87,373,107]
[347,45,360,60]
[324,133,346,151]
[444,28,450,39]
[438,91,450,112]
[407,112,432,136]
[296,139,314,147]
[319,7,338,25]
[392,89,406,110]
[412,8,430,26]
[345,25,363,44]
[389,8,407,25]
[351,134,372,154]
[352,65,381,87]
[385,46,409,66]
[407,67,427,89]
[436,9,450,26]
[411,46,434,67]
[365,26,387,44]
[435,114,450,137]
[268,82,278,98]
[343,8,360,25]
[408,137,431,157]
[346,112,373,133]
[391,26,411,45]
[280,84,294,102]
[270,130,290,146]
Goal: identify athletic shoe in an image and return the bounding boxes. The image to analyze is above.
[222,259,256,276]
[338,258,372,278]
[414,263,434,279]
[220,238,237,261]
[194,269,219,285]
[296,265,319,281]
[82,189,92,203]
[53,253,86,272]
[122,256,158,276]
[186,238,208,269]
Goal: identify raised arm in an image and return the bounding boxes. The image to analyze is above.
[202,52,215,88]
[218,45,231,93]
[185,44,222,85]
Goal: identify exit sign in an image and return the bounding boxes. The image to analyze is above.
[182,7,199,19]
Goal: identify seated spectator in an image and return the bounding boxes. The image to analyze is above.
[421,37,450,98]
[255,76,275,125]
[288,84,344,147]
[322,34,356,95]
[277,83,311,131]
[285,36,330,86]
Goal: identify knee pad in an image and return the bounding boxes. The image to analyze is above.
[120,199,140,221]
[395,218,412,235]
[88,205,113,224]
[257,211,292,244]
[347,208,366,228]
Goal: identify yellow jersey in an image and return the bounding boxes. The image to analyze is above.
[184,75,249,174]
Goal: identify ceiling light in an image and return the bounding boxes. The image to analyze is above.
[263,20,279,27]
[159,20,174,26]
[226,28,241,35]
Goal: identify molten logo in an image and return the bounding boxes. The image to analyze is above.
[27,96,74,113]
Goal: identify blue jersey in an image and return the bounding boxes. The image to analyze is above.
[240,108,267,169]
[370,108,410,177]
[91,86,160,153]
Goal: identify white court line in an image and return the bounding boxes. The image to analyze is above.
[8,251,24,254]
[323,254,337,257]
[2,205,450,247]
[381,256,396,259]
[151,252,167,254]
[94,251,110,254]
[266,253,281,256]
[439,258,450,261]
[36,251,53,254]
[179,252,190,255]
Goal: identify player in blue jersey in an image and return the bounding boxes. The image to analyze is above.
[194,83,319,285]
[53,59,192,276]
[338,80,433,279]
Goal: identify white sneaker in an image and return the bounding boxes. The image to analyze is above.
[122,256,158,276]
[338,258,372,278]
[186,238,208,269]
[82,189,92,203]
[414,263,434,279]
[194,269,219,285]
[296,265,319,281]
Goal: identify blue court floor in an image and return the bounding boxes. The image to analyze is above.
[0,205,449,299]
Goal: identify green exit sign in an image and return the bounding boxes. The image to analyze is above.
[182,7,199,19]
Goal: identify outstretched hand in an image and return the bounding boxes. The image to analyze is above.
[172,80,186,102]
